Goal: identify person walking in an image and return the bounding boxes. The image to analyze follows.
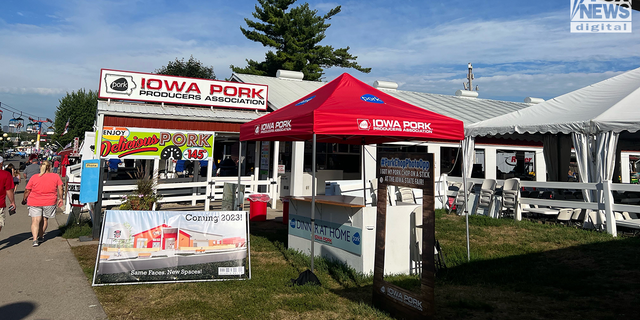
[23,154,40,184]
[0,156,16,233]
[4,163,20,193]
[22,160,63,247]
[53,158,60,174]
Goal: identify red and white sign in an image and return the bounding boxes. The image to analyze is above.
[98,69,268,111]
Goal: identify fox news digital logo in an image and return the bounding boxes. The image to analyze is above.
[571,0,632,33]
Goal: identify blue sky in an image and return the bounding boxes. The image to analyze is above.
[0,0,638,128]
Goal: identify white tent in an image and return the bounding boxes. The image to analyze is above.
[466,66,640,235]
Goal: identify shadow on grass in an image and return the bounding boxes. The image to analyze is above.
[249,219,288,244]
[440,237,640,297]
[328,237,640,319]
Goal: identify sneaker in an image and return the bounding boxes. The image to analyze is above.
[32,241,39,247]
[38,237,44,244]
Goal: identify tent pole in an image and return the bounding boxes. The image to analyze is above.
[310,134,317,272]
[462,139,470,262]
[362,143,366,206]
[237,141,243,211]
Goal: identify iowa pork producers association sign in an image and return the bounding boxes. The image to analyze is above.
[98,69,268,110]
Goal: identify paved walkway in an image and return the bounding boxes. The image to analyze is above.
[0,172,108,320]
[0,160,286,320]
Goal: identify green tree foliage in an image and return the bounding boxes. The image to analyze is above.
[155,55,216,79]
[231,0,371,81]
[53,89,98,147]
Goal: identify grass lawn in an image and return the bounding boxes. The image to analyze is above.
[71,210,640,319]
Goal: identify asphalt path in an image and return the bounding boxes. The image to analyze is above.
[0,157,108,320]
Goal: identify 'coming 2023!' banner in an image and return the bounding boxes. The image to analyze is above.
[92,210,250,286]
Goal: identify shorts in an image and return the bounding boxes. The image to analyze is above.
[28,205,57,219]
[0,207,4,227]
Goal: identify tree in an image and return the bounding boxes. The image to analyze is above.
[155,55,216,79]
[231,0,371,81]
[53,89,98,147]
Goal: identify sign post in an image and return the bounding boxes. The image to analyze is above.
[79,159,102,239]
[372,151,435,319]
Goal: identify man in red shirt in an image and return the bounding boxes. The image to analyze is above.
[53,158,60,174]
[0,156,16,233]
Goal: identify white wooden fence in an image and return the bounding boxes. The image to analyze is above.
[446,176,640,237]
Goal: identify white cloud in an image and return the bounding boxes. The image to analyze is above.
[354,12,640,69]
[1,1,639,123]
[0,87,67,95]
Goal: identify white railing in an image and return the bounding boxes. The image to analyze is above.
[446,177,640,237]
[100,175,281,210]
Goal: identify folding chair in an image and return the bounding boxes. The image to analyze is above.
[556,208,573,225]
[369,179,378,204]
[499,178,520,218]
[570,208,585,227]
[453,181,474,214]
[587,210,606,231]
[398,187,416,204]
[476,179,496,216]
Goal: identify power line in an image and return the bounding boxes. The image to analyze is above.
[0,101,53,122]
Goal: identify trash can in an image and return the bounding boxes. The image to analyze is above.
[248,194,270,221]
[281,198,290,225]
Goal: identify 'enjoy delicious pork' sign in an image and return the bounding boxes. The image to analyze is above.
[98,69,268,110]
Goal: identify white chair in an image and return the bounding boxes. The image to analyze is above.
[587,210,607,231]
[556,208,573,225]
[398,187,416,204]
[499,178,520,218]
[453,182,474,214]
[476,179,496,215]
[570,208,585,226]
[369,179,378,204]
[388,186,397,206]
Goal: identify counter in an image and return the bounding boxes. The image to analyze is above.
[288,196,420,275]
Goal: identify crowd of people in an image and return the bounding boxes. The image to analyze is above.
[0,154,64,247]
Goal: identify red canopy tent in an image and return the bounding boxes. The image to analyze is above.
[239,73,465,274]
[240,73,463,144]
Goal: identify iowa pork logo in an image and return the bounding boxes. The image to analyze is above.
[361,94,384,104]
[104,74,137,95]
[357,119,370,130]
[295,95,315,106]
